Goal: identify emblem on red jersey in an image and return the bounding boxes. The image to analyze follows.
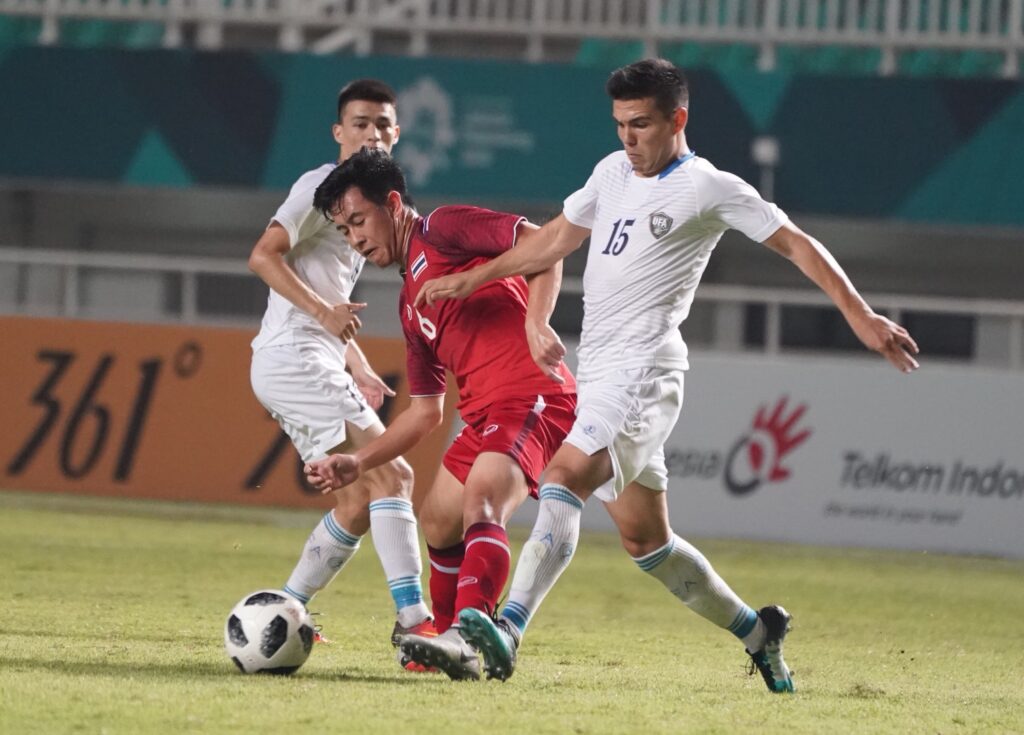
[649,211,673,239]
[411,252,428,280]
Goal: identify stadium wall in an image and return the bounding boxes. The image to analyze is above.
[0,316,458,509]
[5,315,1021,558]
[517,350,1024,559]
[2,47,1023,227]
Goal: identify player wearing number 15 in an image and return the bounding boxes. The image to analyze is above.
[416,59,921,690]
[305,148,577,680]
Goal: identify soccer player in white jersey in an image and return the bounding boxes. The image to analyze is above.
[415,59,920,691]
[248,79,434,663]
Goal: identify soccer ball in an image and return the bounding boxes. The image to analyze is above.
[224,590,315,675]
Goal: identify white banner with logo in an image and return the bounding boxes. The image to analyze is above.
[511,351,1024,558]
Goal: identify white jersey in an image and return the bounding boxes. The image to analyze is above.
[251,163,366,354]
[563,151,788,381]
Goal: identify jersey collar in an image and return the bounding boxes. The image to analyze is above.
[657,150,696,180]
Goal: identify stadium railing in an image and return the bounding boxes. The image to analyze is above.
[0,0,1019,77]
[1,246,1021,369]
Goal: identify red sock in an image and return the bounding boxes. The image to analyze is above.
[427,542,464,634]
[454,523,511,619]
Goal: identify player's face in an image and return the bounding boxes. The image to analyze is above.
[333,100,400,160]
[330,187,399,267]
[612,97,686,178]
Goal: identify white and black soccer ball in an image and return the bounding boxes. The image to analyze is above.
[225,589,315,675]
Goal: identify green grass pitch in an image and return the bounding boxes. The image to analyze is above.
[2,490,1022,735]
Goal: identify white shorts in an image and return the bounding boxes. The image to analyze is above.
[250,340,380,462]
[565,367,684,502]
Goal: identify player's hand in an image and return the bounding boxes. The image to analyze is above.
[851,311,920,373]
[317,303,366,342]
[526,320,567,384]
[414,272,482,308]
[350,366,396,410]
[304,454,361,494]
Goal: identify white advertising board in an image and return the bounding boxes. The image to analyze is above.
[511,349,1024,558]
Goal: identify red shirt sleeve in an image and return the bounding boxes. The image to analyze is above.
[420,205,526,259]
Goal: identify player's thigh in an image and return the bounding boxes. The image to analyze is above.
[564,368,682,503]
[463,451,532,528]
[542,441,614,501]
[602,480,672,557]
[417,464,466,548]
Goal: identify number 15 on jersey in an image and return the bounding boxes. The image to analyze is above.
[601,218,635,256]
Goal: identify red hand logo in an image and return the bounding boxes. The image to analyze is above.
[747,397,812,483]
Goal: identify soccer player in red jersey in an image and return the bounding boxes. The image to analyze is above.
[303,148,577,680]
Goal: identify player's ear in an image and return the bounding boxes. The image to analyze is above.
[331,122,344,146]
[673,107,688,134]
[387,190,404,216]
[392,123,400,145]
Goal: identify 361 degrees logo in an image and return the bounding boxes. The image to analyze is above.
[723,397,812,496]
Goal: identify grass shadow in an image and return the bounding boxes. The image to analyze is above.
[1,656,430,685]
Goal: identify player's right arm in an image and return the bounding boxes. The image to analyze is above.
[522,231,568,383]
[304,395,444,493]
[415,214,589,308]
[248,222,365,341]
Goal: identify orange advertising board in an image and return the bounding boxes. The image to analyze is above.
[0,316,457,508]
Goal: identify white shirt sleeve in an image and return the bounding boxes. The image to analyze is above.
[271,169,332,248]
[562,162,604,229]
[699,168,789,243]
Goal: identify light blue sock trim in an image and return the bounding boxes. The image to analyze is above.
[388,575,424,610]
[369,498,414,515]
[282,585,310,604]
[501,601,531,635]
[729,606,759,638]
[390,583,424,609]
[538,483,585,510]
[323,511,361,547]
[388,575,421,588]
[633,537,675,572]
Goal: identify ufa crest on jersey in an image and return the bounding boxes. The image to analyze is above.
[649,211,673,239]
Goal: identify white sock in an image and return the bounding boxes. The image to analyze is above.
[634,533,766,652]
[500,484,584,639]
[369,497,431,628]
[283,510,361,605]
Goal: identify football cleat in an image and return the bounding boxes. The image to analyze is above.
[391,617,437,647]
[400,628,481,681]
[747,605,795,693]
[312,627,332,645]
[307,611,332,644]
[458,608,520,682]
[391,617,439,673]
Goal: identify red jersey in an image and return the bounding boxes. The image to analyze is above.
[399,205,576,418]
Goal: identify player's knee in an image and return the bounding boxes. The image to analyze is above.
[418,501,462,548]
[363,457,414,500]
[332,489,370,536]
[618,525,668,558]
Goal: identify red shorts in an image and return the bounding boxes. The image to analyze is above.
[442,393,577,497]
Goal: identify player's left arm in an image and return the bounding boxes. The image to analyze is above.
[763,221,920,373]
[521,222,568,384]
[344,340,396,410]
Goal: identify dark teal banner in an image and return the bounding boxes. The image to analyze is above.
[2,47,1022,226]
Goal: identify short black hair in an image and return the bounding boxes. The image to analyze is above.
[313,147,412,219]
[336,79,397,121]
[606,59,688,119]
